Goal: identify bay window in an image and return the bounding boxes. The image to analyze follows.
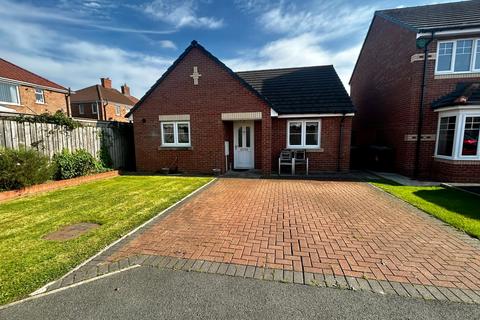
[435,110,480,160]
[436,38,480,74]
[437,116,456,156]
[0,82,19,105]
[161,121,191,147]
[461,116,480,156]
[287,120,320,149]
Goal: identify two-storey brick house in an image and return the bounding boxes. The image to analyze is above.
[350,0,480,182]
[71,78,138,122]
[0,58,70,115]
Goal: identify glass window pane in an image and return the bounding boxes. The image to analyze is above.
[245,126,251,148]
[91,103,97,114]
[177,123,190,144]
[476,41,480,70]
[462,117,480,156]
[437,42,453,72]
[454,40,473,72]
[437,116,456,156]
[289,122,302,146]
[238,127,243,147]
[35,89,44,103]
[79,104,84,114]
[162,123,174,144]
[305,122,318,145]
[0,82,18,104]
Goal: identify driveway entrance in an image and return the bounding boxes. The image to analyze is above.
[109,178,480,292]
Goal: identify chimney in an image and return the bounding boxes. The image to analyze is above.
[121,84,130,96]
[100,77,112,88]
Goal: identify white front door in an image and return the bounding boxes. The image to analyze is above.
[234,121,254,169]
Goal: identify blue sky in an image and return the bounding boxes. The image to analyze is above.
[0,0,455,97]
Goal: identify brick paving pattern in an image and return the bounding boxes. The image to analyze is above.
[108,179,480,291]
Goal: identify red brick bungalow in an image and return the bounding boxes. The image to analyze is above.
[127,41,355,175]
[350,1,480,182]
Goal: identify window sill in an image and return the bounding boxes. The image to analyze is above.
[434,157,480,165]
[158,146,193,151]
[0,102,21,106]
[287,147,324,153]
[435,72,480,79]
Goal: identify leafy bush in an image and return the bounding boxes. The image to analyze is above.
[53,149,99,180]
[0,148,55,191]
[15,111,81,131]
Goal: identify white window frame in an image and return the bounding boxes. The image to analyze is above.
[286,119,321,149]
[0,82,20,105]
[91,103,98,114]
[115,105,121,116]
[161,121,191,147]
[435,38,480,75]
[435,109,480,160]
[79,104,85,115]
[34,88,45,104]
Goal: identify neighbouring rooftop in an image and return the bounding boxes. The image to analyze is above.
[376,0,480,32]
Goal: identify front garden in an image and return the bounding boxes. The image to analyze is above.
[0,175,212,305]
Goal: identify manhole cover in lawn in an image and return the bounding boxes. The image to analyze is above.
[43,223,100,241]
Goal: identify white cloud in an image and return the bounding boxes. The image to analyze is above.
[0,17,173,98]
[0,0,175,35]
[158,40,178,50]
[143,0,224,29]
[225,33,362,90]
[226,1,374,91]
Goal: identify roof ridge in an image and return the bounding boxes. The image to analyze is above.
[236,65,334,74]
[376,0,477,14]
[0,58,67,90]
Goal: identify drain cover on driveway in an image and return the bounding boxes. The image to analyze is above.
[43,223,100,241]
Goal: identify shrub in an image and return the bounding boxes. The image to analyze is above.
[0,148,54,191]
[53,149,98,180]
[15,111,81,131]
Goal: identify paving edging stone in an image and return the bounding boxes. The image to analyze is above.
[43,254,480,305]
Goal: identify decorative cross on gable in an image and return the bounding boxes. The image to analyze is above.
[190,66,202,85]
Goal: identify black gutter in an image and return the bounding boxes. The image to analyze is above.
[413,33,434,178]
[337,114,346,172]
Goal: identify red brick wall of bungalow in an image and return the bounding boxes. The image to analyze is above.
[350,2,480,182]
[128,41,354,175]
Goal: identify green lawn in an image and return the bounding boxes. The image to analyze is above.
[0,175,212,305]
[372,180,480,238]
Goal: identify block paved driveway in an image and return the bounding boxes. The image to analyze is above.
[109,178,480,291]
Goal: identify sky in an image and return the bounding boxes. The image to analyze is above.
[0,0,456,97]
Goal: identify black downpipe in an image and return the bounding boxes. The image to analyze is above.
[337,114,346,172]
[413,35,434,178]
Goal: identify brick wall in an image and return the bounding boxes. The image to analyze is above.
[10,85,68,115]
[272,117,352,173]
[71,101,131,122]
[71,102,99,119]
[132,47,272,175]
[350,15,480,182]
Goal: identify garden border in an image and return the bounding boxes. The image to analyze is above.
[0,171,119,203]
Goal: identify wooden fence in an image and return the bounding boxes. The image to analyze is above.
[0,117,135,169]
